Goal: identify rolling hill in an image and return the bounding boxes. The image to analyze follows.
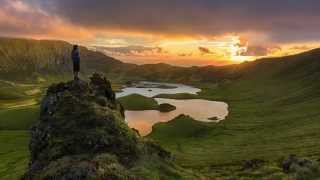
[1,37,320,85]
[0,37,123,82]
[0,37,255,84]
[148,49,320,178]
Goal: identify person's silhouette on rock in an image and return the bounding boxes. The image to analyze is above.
[71,45,80,80]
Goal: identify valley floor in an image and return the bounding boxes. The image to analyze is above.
[148,77,320,178]
[1,76,320,179]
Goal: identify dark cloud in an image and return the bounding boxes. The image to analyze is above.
[199,47,214,55]
[93,45,164,57]
[25,0,320,43]
[289,45,313,51]
[241,45,281,56]
[178,53,193,57]
[242,46,268,56]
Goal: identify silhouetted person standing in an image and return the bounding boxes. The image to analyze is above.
[71,45,80,80]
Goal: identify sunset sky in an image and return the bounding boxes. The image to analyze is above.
[1,0,320,66]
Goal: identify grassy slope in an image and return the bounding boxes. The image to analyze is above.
[0,131,29,180]
[118,94,159,111]
[0,81,41,179]
[148,50,320,178]
[0,106,39,130]
[0,81,41,129]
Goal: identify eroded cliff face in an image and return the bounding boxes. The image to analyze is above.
[23,73,190,179]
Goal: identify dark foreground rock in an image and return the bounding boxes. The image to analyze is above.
[242,159,264,170]
[282,154,320,179]
[23,73,193,179]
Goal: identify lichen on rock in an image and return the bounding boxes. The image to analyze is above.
[23,73,190,179]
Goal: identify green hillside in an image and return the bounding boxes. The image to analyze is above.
[0,37,204,83]
[148,49,320,178]
[1,37,319,85]
[0,37,264,84]
[0,37,122,82]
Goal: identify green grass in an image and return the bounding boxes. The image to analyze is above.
[148,70,320,177]
[0,80,41,179]
[0,103,38,179]
[0,82,30,101]
[118,94,159,111]
[0,88,26,100]
[0,105,39,130]
[0,131,29,180]
[0,81,41,130]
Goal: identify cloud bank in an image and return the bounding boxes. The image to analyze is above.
[24,0,320,43]
[1,0,320,66]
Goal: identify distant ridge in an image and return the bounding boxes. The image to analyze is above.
[0,37,319,83]
[0,37,122,81]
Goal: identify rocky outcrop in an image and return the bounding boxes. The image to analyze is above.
[23,73,189,179]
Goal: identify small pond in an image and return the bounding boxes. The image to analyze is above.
[116,82,229,136]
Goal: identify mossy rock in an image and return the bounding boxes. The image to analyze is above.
[23,74,193,179]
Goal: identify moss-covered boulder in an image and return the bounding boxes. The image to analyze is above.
[23,73,194,179]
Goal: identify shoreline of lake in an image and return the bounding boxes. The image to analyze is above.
[116,81,229,136]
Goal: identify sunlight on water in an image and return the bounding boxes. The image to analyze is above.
[126,98,228,136]
[116,82,229,136]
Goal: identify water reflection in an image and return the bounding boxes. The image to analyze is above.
[126,98,229,136]
[116,82,229,136]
